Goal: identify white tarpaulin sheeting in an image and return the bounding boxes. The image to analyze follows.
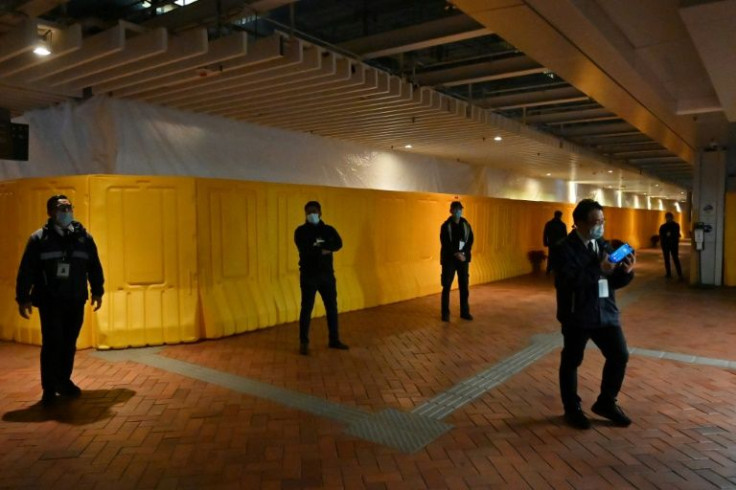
[1,96,573,202]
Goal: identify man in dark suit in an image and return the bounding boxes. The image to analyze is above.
[294,201,348,356]
[551,199,635,430]
[659,212,683,280]
[439,200,474,322]
[543,210,567,274]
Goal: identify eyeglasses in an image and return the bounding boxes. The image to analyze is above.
[56,204,73,212]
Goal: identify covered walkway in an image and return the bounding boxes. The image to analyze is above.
[1,245,735,489]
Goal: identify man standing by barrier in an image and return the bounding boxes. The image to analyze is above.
[659,212,683,280]
[543,210,567,274]
[294,201,348,356]
[551,199,635,429]
[16,195,104,407]
[440,200,474,322]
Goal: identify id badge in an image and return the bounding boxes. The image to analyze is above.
[56,262,70,279]
[459,240,465,251]
[598,278,609,298]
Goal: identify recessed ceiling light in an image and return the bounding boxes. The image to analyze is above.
[33,45,51,56]
[493,136,502,142]
[545,173,551,176]
[607,170,613,174]
[654,184,659,187]
[404,144,412,149]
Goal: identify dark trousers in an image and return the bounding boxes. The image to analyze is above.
[299,272,339,344]
[662,244,682,278]
[559,325,629,411]
[38,299,85,393]
[441,260,470,316]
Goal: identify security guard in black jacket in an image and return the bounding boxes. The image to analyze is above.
[439,200,474,322]
[294,201,348,356]
[551,199,635,430]
[16,195,104,406]
[659,212,683,280]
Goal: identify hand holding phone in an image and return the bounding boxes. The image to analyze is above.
[608,243,634,264]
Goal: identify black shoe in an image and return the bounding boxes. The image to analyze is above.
[564,407,591,430]
[328,341,349,350]
[41,391,57,407]
[460,313,473,321]
[441,313,450,322]
[591,400,631,427]
[57,381,82,398]
[299,343,309,356]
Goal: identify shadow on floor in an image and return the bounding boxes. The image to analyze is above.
[2,388,136,425]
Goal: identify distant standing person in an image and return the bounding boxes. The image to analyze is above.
[294,201,349,355]
[543,210,568,274]
[659,212,683,280]
[16,195,105,406]
[440,201,474,322]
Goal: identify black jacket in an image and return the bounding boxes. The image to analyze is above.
[440,217,474,265]
[543,218,567,247]
[16,220,105,306]
[294,220,342,275]
[551,231,633,329]
[659,221,681,249]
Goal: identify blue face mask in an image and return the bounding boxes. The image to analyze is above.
[590,224,604,240]
[306,213,320,225]
[56,212,74,228]
[453,209,463,219]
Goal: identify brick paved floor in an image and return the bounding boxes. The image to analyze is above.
[1,244,735,489]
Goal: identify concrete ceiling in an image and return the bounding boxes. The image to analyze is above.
[1,0,730,200]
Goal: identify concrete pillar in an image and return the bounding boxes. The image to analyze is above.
[691,150,726,286]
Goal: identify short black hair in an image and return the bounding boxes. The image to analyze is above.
[554,210,563,218]
[665,212,674,219]
[304,200,321,212]
[47,194,68,214]
[572,199,603,224]
[450,200,463,210]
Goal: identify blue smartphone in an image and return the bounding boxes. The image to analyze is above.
[608,243,634,263]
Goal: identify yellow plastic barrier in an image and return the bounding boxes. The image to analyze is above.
[90,176,199,349]
[0,175,678,348]
[724,192,736,286]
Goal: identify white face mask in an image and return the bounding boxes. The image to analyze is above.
[306,213,320,225]
[590,224,604,240]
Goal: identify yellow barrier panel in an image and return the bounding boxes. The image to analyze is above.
[90,176,199,349]
[724,193,736,286]
[1,175,677,348]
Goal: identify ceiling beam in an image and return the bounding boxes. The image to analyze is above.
[338,14,491,59]
[479,86,586,110]
[522,107,615,124]
[415,55,543,87]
